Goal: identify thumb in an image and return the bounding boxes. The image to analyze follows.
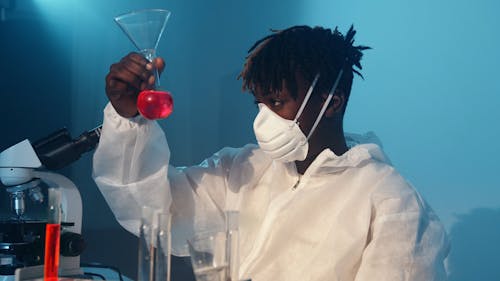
[153,57,166,75]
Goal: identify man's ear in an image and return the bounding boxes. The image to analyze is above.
[322,90,346,117]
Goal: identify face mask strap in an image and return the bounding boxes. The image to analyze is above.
[306,68,344,140]
[293,73,320,124]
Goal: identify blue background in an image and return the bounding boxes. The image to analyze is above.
[0,0,499,280]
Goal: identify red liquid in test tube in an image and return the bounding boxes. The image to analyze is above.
[44,223,61,281]
[137,90,174,120]
[44,188,61,281]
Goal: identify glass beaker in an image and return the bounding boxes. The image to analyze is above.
[188,231,228,281]
[114,9,173,120]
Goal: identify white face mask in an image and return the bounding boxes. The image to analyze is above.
[253,70,344,163]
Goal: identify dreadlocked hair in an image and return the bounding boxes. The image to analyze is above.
[239,25,370,103]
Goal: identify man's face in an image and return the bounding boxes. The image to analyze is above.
[252,74,324,135]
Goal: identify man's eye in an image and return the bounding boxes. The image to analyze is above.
[271,99,283,107]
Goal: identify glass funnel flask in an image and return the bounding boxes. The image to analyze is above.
[114,9,173,120]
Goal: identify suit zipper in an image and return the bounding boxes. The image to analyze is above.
[292,175,301,190]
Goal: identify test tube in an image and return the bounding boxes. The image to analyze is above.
[138,206,155,281]
[225,211,239,281]
[44,188,61,281]
[154,212,172,281]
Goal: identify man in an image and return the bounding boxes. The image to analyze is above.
[93,25,450,280]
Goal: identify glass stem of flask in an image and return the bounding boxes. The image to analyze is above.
[141,49,161,89]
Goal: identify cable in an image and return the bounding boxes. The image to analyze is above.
[81,262,124,281]
[83,272,106,280]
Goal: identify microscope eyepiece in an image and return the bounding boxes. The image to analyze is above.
[32,126,102,170]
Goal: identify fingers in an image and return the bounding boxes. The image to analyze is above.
[105,78,134,97]
[107,53,166,91]
[123,53,154,81]
[110,53,152,89]
[153,57,166,75]
[125,53,165,81]
[104,53,167,118]
[105,77,140,118]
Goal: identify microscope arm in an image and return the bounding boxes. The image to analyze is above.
[32,171,83,233]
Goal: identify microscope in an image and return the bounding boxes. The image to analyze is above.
[0,126,101,281]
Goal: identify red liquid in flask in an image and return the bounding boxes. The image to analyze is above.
[44,223,61,281]
[137,90,174,120]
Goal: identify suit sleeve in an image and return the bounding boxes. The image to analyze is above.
[92,103,244,256]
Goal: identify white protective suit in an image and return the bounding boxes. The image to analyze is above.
[93,103,450,281]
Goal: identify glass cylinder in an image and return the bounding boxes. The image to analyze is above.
[138,206,155,281]
[225,211,239,281]
[44,188,61,281]
[154,212,172,281]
